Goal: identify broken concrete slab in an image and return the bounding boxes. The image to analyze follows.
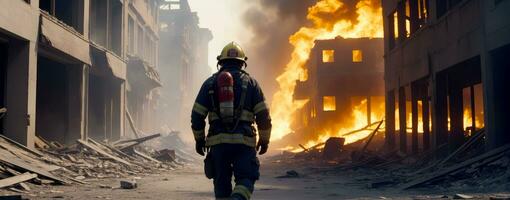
[154,149,176,162]
[120,180,137,189]
[323,137,345,159]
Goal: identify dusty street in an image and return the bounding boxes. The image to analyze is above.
[4,156,509,200]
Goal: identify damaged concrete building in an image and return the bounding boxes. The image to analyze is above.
[293,37,385,142]
[125,0,162,136]
[158,0,212,132]
[382,0,510,154]
[0,0,161,149]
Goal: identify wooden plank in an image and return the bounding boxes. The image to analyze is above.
[126,109,141,138]
[401,144,510,190]
[0,173,37,189]
[133,150,161,164]
[77,139,133,166]
[342,120,382,136]
[436,128,486,167]
[360,120,384,153]
[87,139,136,160]
[298,144,309,152]
[114,133,161,145]
[0,134,43,157]
[117,134,162,152]
[0,149,66,184]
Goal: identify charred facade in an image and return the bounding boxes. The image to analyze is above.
[382,0,510,154]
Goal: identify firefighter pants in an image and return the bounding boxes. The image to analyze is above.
[209,143,260,200]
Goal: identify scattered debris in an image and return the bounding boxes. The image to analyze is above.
[154,149,176,162]
[490,194,510,200]
[322,137,345,160]
[276,170,300,178]
[453,194,474,199]
[401,144,510,190]
[0,129,189,195]
[120,180,137,189]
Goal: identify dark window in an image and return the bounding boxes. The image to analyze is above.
[40,0,83,33]
[40,0,52,13]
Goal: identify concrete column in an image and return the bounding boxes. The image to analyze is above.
[385,90,396,150]
[83,65,89,140]
[422,96,431,151]
[118,81,126,139]
[483,45,510,149]
[4,40,37,149]
[449,88,464,151]
[433,73,448,150]
[82,0,90,39]
[398,87,407,153]
[411,84,419,154]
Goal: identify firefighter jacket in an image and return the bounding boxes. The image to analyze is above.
[191,67,272,148]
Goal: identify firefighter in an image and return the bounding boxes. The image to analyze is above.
[191,42,272,200]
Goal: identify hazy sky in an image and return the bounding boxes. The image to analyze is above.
[187,0,254,72]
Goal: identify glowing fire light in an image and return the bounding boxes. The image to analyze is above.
[301,99,385,149]
[270,0,384,141]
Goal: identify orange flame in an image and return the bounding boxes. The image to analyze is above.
[270,0,384,141]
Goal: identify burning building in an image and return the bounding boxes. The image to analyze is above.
[293,37,385,146]
[0,0,161,148]
[158,0,213,135]
[382,0,510,154]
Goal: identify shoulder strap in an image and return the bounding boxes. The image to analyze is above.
[228,74,250,132]
[207,74,220,118]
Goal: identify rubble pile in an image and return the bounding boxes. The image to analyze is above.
[0,132,190,194]
[274,126,510,193]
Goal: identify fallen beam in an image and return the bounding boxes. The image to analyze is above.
[298,144,309,152]
[400,144,510,190]
[77,139,133,166]
[88,139,136,160]
[342,120,383,136]
[0,149,66,184]
[115,133,161,145]
[0,173,37,189]
[133,150,161,164]
[360,120,384,153]
[126,109,141,138]
[436,128,486,167]
[0,134,43,157]
[117,134,162,152]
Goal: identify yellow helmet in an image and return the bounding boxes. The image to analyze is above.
[217,42,248,63]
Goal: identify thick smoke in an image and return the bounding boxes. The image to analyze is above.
[242,0,362,102]
[241,0,317,102]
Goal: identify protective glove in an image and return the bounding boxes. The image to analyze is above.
[256,141,269,155]
[195,139,207,156]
